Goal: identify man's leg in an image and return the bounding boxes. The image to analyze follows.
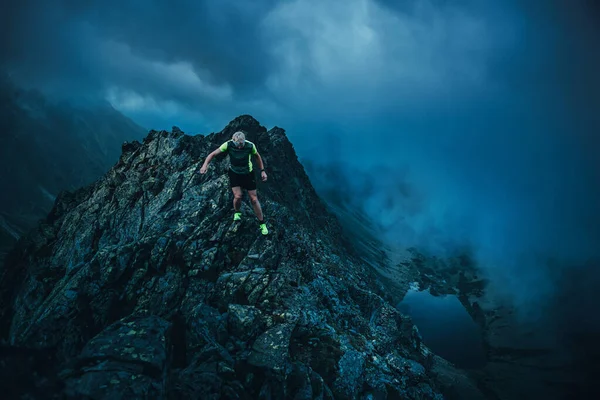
[247,190,264,222]
[232,187,243,220]
[229,169,244,219]
[243,172,267,234]
[248,190,268,235]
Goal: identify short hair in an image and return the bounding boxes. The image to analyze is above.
[232,131,245,142]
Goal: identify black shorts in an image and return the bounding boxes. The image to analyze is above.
[228,169,256,190]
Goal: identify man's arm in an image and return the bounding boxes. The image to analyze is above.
[253,151,268,181]
[254,152,265,171]
[200,144,227,173]
[251,143,265,171]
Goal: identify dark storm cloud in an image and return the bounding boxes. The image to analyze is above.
[1,0,517,129]
[1,0,277,86]
[1,0,283,131]
[79,0,277,89]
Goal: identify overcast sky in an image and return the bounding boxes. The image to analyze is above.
[2,0,600,331]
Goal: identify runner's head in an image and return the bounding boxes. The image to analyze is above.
[232,131,246,148]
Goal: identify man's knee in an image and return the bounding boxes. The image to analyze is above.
[234,194,243,200]
[248,193,259,204]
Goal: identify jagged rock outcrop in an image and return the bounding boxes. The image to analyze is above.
[0,115,486,399]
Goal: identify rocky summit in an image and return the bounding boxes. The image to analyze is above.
[0,115,486,399]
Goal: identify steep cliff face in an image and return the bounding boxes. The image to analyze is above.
[0,115,485,399]
[0,76,147,263]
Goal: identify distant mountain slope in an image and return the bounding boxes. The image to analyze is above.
[0,76,147,262]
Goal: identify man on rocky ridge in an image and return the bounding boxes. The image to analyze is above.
[200,130,269,235]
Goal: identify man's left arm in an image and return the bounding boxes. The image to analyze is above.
[252,144,267,180]
[254,152,265,171]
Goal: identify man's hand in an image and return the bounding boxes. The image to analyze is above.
[200,165,208,174]
[261,171,267,181]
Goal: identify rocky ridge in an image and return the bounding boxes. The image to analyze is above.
[0,115,486,399]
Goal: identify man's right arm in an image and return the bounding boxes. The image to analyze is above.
[200,143,227,173]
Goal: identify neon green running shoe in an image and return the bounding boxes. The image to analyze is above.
[233,212,242,221]
[259,222,268,235]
